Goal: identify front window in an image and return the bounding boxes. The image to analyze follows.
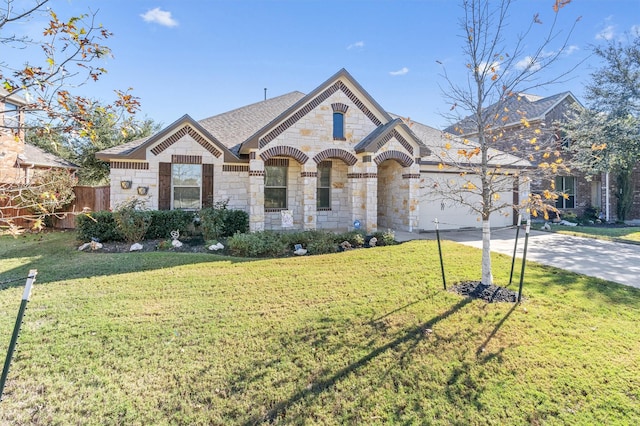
[265,165,287,209]
[333,112,345,140]
[317,161,331,209]
[3,102,19,130]
[172,164,201,209]
[555,176,575,209]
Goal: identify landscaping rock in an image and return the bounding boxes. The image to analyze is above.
[130,243,144,251]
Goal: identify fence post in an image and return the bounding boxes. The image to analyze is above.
[0,269,37,401]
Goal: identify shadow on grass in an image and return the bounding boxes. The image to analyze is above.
[0,232,256,289]
[246,297,474,425]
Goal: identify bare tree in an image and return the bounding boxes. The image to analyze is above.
[434,0,581,285]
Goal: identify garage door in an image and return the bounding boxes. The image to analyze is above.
[419,172,514,231]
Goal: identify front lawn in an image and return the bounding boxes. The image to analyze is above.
[549,224,640,243]
[1,232,639,424]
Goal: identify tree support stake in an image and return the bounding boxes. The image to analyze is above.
[0,269,37,401]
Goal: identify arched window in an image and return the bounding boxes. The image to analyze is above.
[331,103,348,141]
[333,112,344,140]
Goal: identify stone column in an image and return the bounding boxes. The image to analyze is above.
[301,163,317,230]
[403,163,421,232]
[348,156,378,233]
[248,153,265,232]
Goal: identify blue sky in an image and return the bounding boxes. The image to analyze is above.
[5,0,640,129]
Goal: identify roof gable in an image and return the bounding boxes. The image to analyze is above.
[445,91,582,136]
[354,118,431,157]
[239,68,393,154]
[96,115,239,162]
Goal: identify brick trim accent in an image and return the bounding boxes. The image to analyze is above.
[301,171,318,177]
[347,173,378,179]
[362,155,372,163]
[402,173,420,179]
[110,161,149,170]
[370,129,414,156]
[265,158,290,167]
[374,150,414,167]
[223,165,250,172]
[171,155,202,164]
[249,170,265,177]
[261,146,308,164]
[392,130,414,156]
[331,102,349,113]
[249,152,256,159]
[312,148,358,166]
[259,80,382,148]
[150,125,222,158]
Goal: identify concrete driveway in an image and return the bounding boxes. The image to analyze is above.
[396,227,640,289]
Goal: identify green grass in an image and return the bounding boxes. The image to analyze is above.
[549,224,640,244]
[1,232,639,425]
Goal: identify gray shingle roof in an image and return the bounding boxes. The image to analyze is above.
[199,92,306,155]
[445,91,578,135]
[20,144,78,169]
[392,114,530,168]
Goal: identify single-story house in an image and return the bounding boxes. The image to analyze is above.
[96,69,529,233]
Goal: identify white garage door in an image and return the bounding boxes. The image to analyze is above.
[419,172,514,231]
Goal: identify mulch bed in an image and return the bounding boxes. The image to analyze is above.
[450,281,521,303]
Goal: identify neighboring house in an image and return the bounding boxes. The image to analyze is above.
[97,69,529,233]
[1,89,77,184]
[444,92,626,220]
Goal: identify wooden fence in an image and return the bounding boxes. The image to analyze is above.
[2,185,110,230]
[52,185,110,229]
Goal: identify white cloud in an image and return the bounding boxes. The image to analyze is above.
[563,45,579,55]
[478,61,501,74]
[515,56,541,72]
[596,24,615,40]
[347,41,364,50]
[632,25,640,37]
[389,67,409,76]
[141,8,178,27]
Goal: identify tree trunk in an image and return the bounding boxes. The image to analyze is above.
[482,219,493,285]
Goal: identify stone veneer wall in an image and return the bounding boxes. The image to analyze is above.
[316,161,350,230]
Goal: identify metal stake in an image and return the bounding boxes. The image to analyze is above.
[517,220,530,302]
[435,218,446,290]
[1,270,37,401]
[509,214,522,286]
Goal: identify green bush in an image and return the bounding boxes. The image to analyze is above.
[222,209,249,236]
[76,211,123,242]
[113,199,152,244]
[370,230,397,246]
[200,201,249,240]
[227,231,288,257]
[335,230,366,247]
[146,210,194,239]
[307,232,339,255]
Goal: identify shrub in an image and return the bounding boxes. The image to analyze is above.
[222,209,249,236]
[200,200,249,240]
[307,232,339,255]
[146,210,194,239]
[113,198,152,243]
[76,211,123,242]
[370,229,396,246]
[335,230,366,247]
[227,231,287,257]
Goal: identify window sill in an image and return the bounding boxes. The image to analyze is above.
[265,208,287,213]
[317,207,332,211]
[333,137,346,141]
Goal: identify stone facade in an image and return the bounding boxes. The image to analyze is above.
[98,70,425,233]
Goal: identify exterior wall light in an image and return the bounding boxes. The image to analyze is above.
[120,180,132,189]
